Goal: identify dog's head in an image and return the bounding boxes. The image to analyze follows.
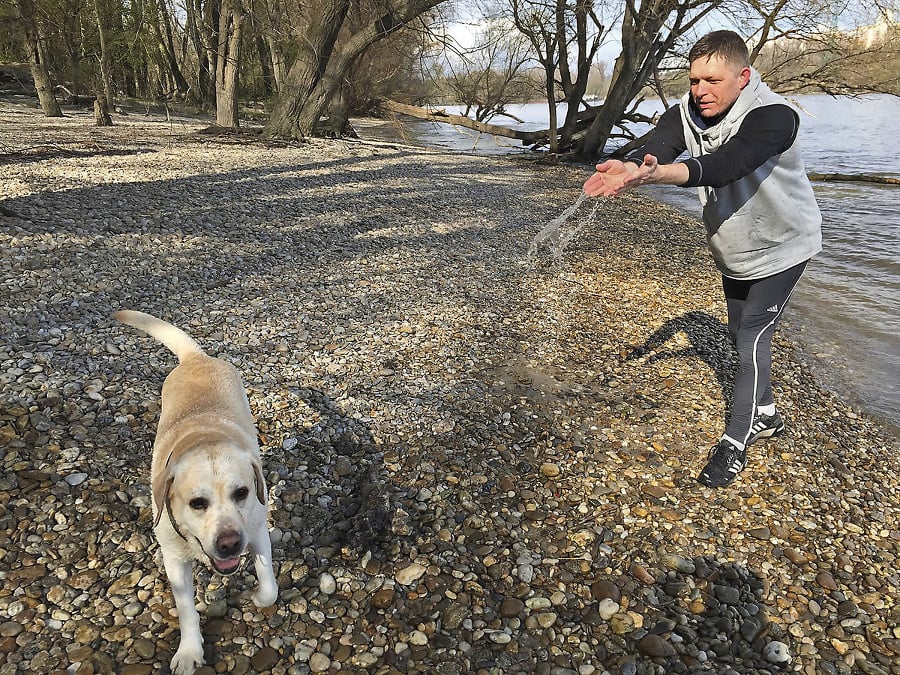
[154,442,266,575]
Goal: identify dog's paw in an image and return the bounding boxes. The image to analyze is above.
[252,583,278,608]
[171,644,204,675]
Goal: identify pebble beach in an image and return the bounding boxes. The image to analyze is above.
[1,97,898,675]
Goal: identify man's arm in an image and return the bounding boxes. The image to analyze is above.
[584,104,799,197]
[680,105,799,187]
[583,107,688,196]
[624,106,688,166]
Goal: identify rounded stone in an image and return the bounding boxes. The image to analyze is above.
[763,641,791,664]
[309,652,331,672]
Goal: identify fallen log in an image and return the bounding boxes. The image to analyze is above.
[807,172,900,186]
[381,100,548,145]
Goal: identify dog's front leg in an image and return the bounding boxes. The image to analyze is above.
[162,552,205,675]
[249,529,278,608]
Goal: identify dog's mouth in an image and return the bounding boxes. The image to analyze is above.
[211,556,242,575]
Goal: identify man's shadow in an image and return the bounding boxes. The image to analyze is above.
[625,310,737,409]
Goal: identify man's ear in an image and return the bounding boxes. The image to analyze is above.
[739,67,752,89]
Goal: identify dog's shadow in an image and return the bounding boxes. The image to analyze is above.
[253,386,396,566]
[625,310,736,405]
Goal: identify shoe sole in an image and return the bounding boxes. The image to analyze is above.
[697,461,747,488]
[697,472,742,488]
[747,425,785,446]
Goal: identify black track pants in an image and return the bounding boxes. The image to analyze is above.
[722,260,808,445]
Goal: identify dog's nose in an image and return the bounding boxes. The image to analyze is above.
[215,531,242,558]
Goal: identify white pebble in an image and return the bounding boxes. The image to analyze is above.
[308,653,330,672]
[597,598,620,620]
[318,572,336,595]
[488,631,512,644]
[763,641,791,664]
[517,563,534,583]
[395,562,427,585]
[408,630,428,645]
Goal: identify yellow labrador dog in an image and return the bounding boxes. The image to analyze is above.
[114,310,278,674]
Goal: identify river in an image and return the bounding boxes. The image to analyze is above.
[396,95,900,436]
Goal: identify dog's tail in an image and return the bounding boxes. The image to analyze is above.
[113,310,205,362]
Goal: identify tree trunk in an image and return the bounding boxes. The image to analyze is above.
[17,0,62,117]
[264,0,444,140]
[152,0,190,97]
[263,0,352,140]
[557,0,600,147]
[255,36,274,98]
[267,36,286,93]
[381,100,548,144]
[93,0,116,107]
[215,0,244,128]
[807,172,900,186]
[185,0,213,107]
[94,91,113,125]
[545,63,559,153]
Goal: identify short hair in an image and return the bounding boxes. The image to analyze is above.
[689,30,750,69]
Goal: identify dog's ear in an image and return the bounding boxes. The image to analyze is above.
[252,460,266,505]
[153,472,175,527]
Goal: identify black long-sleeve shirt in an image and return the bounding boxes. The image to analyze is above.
[625,102,800,188]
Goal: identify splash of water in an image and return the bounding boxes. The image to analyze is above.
[527,191,604,259]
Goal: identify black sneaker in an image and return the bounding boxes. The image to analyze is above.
[697,439,746,488]
[747,412,785,445]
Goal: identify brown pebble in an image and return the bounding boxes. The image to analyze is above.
[637,634,675,657]
[590,579,621,603]
[641,485,666,499]
[500,597,525,617]
[371,588,395,609]
[749,527,771,540]
[119,666,153,675]
[783,548,809,566]
[816,572,839,591]
[249,646,281,671]
[630,564,656,585]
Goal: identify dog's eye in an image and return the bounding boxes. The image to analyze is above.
[233,486,250,502]
[189,497,209,511]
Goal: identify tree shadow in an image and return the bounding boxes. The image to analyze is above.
[625,310,737,406]
[0,146,154,167]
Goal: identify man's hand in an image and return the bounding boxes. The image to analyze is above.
[584,154,686,197]
[583,159,638,197]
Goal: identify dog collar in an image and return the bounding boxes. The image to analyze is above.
[164,493,191,543]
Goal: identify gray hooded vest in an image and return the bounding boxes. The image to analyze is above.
[679,69,822,279]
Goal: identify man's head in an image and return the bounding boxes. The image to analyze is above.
[688,30,752,118]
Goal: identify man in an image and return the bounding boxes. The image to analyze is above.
[583,30,822,488]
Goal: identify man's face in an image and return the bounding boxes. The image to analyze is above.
[689,55,751,118]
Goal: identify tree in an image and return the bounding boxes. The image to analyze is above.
[214,0,244,127]
[499,0,899,157]
[434,16,535,123]
[740,0,900,96]
[509,0,609,152]
[263,0,446,140]
[92,0,115,107]
[576,0,723,158]
[184,0,216,107]
[15,0,62,116]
